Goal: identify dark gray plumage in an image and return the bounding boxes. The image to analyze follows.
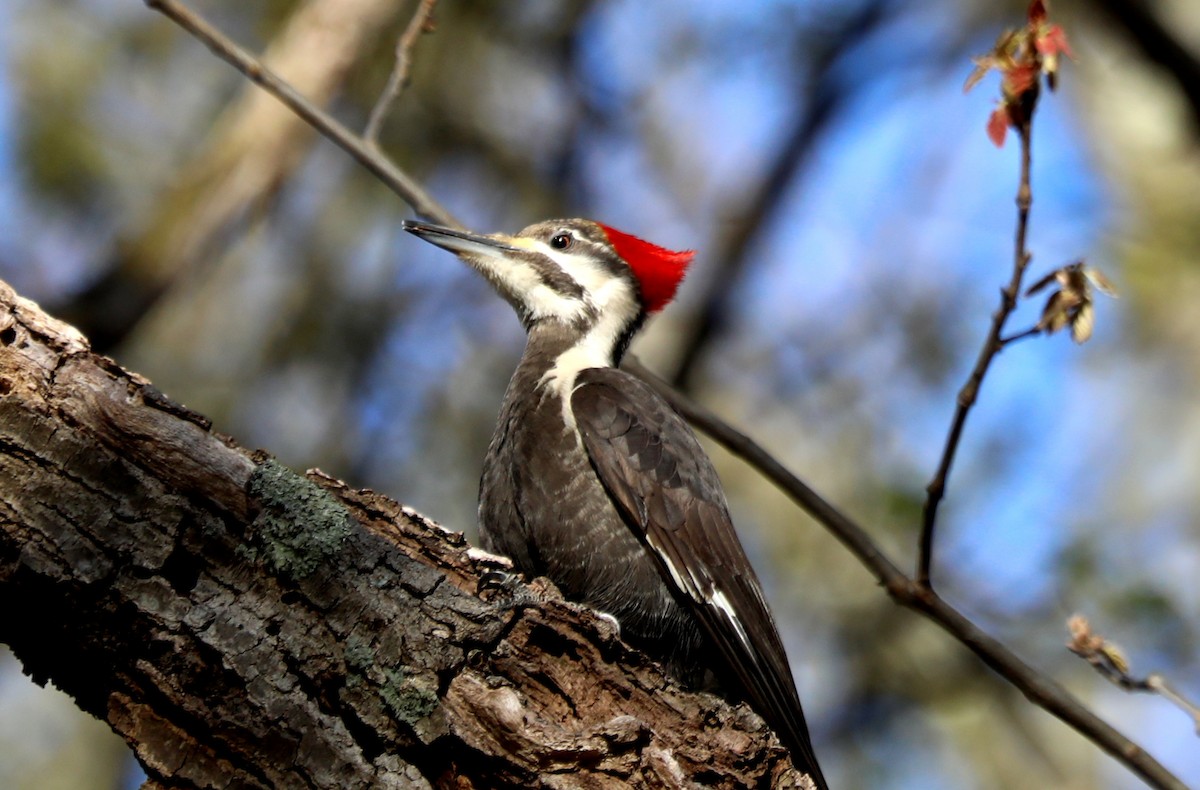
[478,327,711,684]
[403,218,828,789]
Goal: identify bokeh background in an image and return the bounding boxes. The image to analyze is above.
[2,0,1199,787]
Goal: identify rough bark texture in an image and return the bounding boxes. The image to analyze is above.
[0,279,813,789]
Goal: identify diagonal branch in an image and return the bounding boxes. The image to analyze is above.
[69,0,402,353]
[625,358,1186,790]
[146,0,460,230]
[141,4,1186,787]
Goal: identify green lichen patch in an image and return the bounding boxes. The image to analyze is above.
[344,634,375,674]
[380,666,439,724]
[245,459,354,581]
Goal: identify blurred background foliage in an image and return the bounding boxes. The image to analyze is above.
[1,0,1199,787]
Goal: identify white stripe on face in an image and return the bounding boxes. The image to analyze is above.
[515,237,644,426]
[450,236,589,324]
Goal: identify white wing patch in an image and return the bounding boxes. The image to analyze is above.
[645,535,753,656]
[710,588,753,654]
[647,533,694,596]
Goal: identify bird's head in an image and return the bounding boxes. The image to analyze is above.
[402,219,693,352]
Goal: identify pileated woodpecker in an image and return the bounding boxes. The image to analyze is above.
[403,218,828,788]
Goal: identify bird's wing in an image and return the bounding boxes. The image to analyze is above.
[571,367,826,787]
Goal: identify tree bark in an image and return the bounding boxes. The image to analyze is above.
[0,278,813,789]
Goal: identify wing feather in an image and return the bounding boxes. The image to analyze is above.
[572,367,827,788]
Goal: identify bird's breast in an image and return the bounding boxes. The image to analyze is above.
[479,380,699,662]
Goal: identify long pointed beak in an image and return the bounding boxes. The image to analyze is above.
[402,220,522,258]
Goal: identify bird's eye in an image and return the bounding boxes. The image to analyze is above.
[550,233,573,250]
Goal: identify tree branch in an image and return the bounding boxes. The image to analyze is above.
[363,0,438,146]
[0,278,812,788]
[70,0,405,353]
[919,106,1036,588]
[145,0,461,230]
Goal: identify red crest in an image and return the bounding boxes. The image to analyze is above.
[597,224,694,312]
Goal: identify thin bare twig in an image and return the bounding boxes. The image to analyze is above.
[1069,615,1200,736]
[918,116,1036,589]
[1000,326,1042,346]
[145,4,1187,787]
[145,0,460,230]
[363,0,438,146]
[1150,676,1200,735]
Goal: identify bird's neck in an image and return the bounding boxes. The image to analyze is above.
[530,321,610,387]
[502,322,627,430]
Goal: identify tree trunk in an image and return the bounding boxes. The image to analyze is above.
[0,279,813,789]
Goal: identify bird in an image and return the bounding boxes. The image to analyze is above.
[403,217,828,788]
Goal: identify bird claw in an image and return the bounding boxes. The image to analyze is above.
[477,568,525,598]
